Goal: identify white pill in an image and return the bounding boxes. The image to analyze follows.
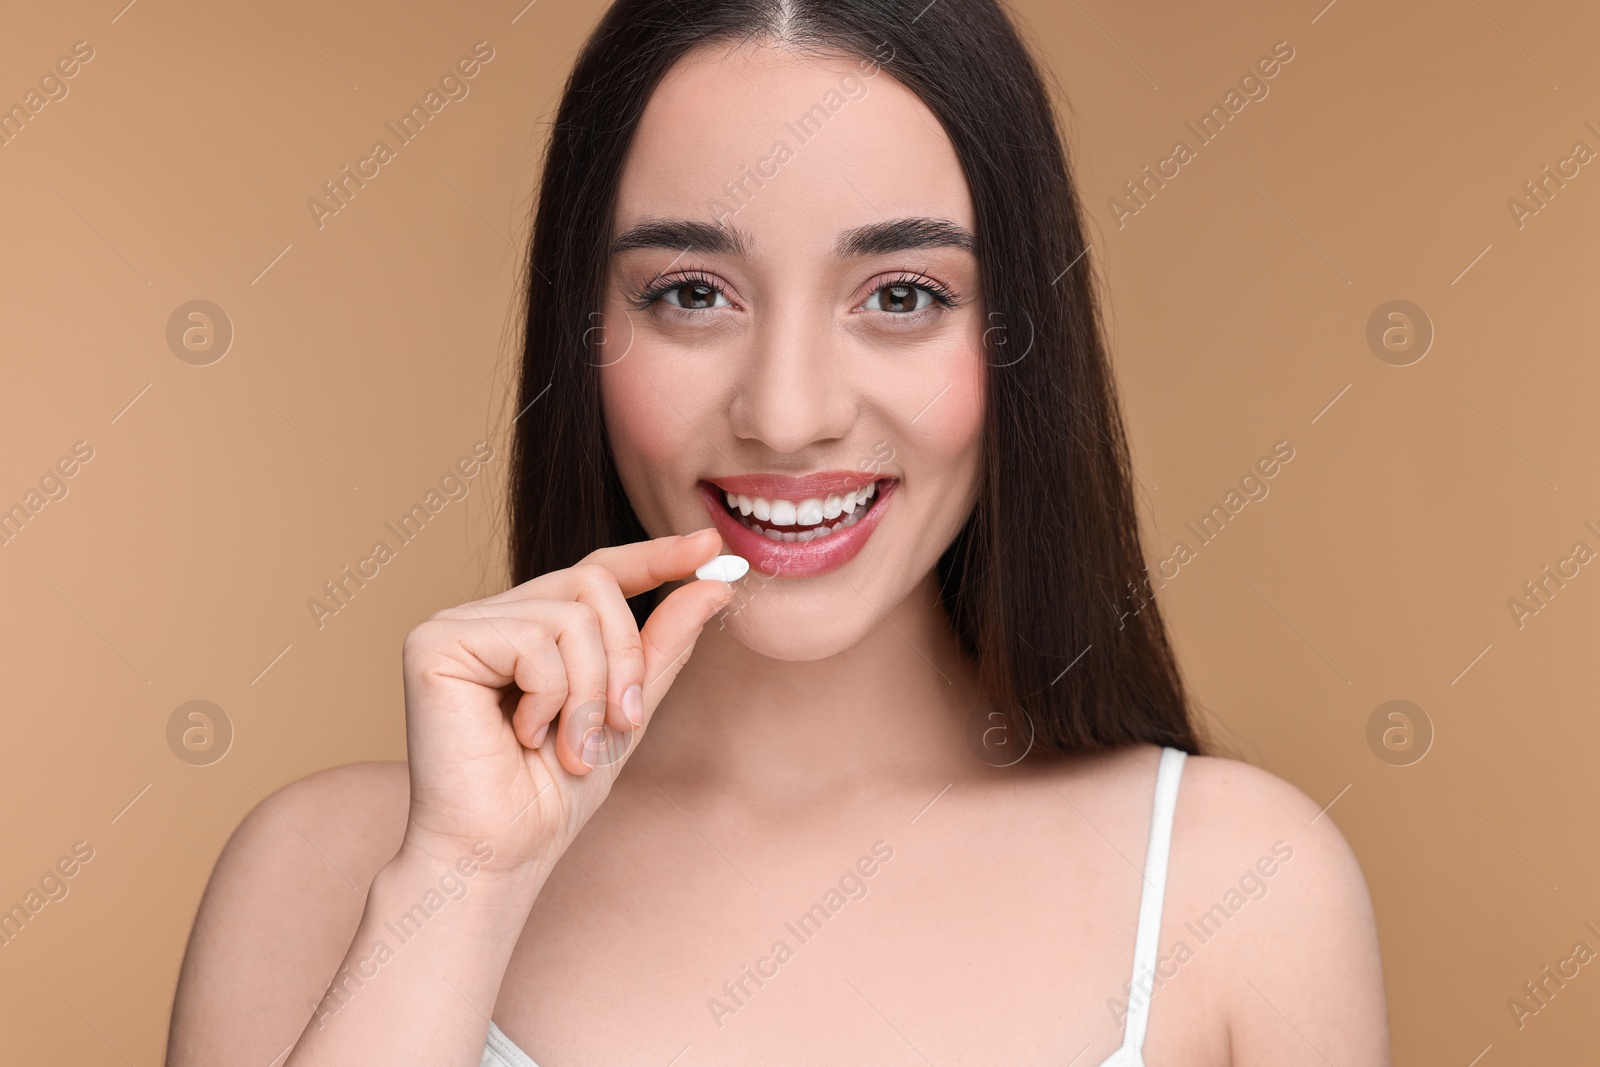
[695,554,750,582]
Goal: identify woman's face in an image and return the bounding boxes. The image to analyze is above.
[600,41,985,661]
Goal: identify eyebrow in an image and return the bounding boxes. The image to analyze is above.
[609,218,751,258]
[834,217,976,257]
[607,215,976,259]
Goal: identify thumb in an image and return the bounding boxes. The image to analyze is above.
[639,578,732,717]
[578,575,733,779]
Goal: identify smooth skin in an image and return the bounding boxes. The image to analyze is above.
[168,40,1389,1067]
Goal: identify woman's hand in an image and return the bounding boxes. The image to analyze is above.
[396,527,732,883]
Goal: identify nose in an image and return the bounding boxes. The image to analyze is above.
[725,307,856,455]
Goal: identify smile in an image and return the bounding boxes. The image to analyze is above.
[697,471,896,579]
[720,480,880,542]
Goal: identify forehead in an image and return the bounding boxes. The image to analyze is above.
[615,41,974,251]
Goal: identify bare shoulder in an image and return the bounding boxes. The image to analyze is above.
[228,760,411,881]
[1176,750,1338,851]
[1169,752,1391,1065]
[1173,752,1368,911]
[167,761,411,1066]
[202,760,412,918]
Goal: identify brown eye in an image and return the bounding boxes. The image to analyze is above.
[869,283,934,313]
[660,282,728,309]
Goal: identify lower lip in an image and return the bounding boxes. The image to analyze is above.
[698,479,897,580]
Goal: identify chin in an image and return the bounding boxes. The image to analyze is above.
[707,596,881,663]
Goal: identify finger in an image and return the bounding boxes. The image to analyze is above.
[472,528,725,607]
[566,563,647,734]
[577,527,724,597]
[430,596,562,693]
[402,615,565,757]
[638,578,734,720]
[544,600,610,777]
[436,574,646,738]
[506,628,568,749]
[575,578,734,782]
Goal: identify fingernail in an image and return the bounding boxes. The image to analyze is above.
[531,722,550,747]
[623,684,644,727]
[581,728,606,767]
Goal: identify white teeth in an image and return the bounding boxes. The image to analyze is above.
[741,501,869,542]
[720,479,884,541]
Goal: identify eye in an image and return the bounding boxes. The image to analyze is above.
[868,283,933,313]
[656,280,729,310]
[859,275,958,316]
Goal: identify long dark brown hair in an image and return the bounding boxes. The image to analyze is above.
[507,0,1207,756]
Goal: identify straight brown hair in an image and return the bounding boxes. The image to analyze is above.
[507,0,1207,756]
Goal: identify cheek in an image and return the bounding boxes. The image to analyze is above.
[598,324,719,524]
[900,332,986,490]
[600,362,672,494]
[599,362,655,474]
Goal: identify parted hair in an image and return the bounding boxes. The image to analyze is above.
[507,0,1207,756]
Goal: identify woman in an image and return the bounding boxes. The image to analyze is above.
[168,0,1389,1063]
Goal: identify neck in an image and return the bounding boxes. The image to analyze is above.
[632,570,987,805]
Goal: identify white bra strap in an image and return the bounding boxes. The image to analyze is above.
[483,1020,540,1067]
[1119,745,1187,1051]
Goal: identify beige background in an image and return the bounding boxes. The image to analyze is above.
[1,0,1595,1062]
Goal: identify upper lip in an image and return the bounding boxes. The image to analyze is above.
[702,470,890,499]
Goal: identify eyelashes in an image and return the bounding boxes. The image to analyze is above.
[627,269,724,312]
[870,272,960,311]
[626,270,963,318]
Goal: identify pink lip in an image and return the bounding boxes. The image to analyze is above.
[705,470,880,499]
[697,475,897,580]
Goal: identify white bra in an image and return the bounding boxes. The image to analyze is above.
[482,746,1188,1067]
